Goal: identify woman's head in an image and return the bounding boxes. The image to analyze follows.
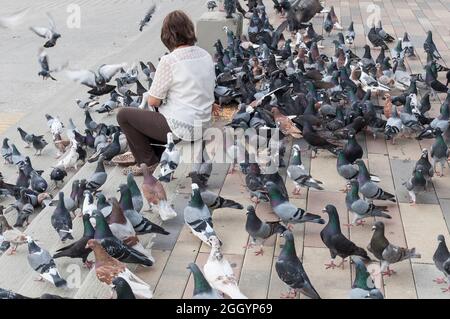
[161,10,197,51]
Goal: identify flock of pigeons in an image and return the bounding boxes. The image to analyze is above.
[0,0,448,299]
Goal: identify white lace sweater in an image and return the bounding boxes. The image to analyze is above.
[149,46,216,141]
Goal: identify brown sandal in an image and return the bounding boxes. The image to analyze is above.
[112,152,136,166]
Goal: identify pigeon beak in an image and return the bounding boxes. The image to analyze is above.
[321,208,327,213]
[371,226,376,231]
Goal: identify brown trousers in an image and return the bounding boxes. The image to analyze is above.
[117,107,171,166]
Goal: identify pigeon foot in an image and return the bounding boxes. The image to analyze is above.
[434,277,447,285]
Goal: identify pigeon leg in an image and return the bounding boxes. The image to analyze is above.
[83,261,94,269]
[34,276,44,282]
[6,246,17,255]
[254,245,264,256]
[325,259,338,269]
[292,185,301,195]
[287,224,294,231]
[434,277,447,284]
[280,289,297,299]
[382,267,396,277]
[335,258,347,269]
[441,286,450,293]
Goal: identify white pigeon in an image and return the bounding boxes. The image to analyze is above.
[203,236,248,299]
[57,142,79,170]
[50,116,64,137]
[158,133,180,182]
[82,191,97,217]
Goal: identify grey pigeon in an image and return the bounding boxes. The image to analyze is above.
[266,181,324,226]
[51,192,74,242]
[433,235,450,292]
[31,135,48,155]
[349,257,384,299]
[368,221,421,276]
[1,138,12,164]
[384,105,402,143]
[320,205,370,269]
[26,236,67,287]
[414,149,434,187]
[431,128,449,177]
[17,127,33,148]
[139,4,156,32]
[158,133,180,182]
[37,49,66,80]
[76,97,99,109]
[275,230,321,299]
[127,173,143,213]
[345,21,355,45]
[14,203,34,228]
[96,193,112,218]
[30,170,48,193]
[187,263,223,299]
[10,144,25,165]
[424,31,442,60]
[86,157,107,192]
[29,12,61,48]
[345,180,391,226]
[287,144,323,195]
[184,184,220,246]
[355,160,396,202]
[403,168,427,204]
[245,205,286,256]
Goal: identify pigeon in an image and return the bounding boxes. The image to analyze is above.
[37,48,67,81]
[189,141,213,188]
[302,120,340,157]
[245,205,286,256]
[343,130,363,164]
[414,149,434,187]
[0,213,26,254]
[355,160,396,202]
[30,170,48,194]
[265,181,325,226]
[17,127,33,148]
[50,167,67,186]
[107,198,153,262]
[349,257,383,299]
[127,173,143,213]
[82,190,97,217]
[1,138,12,164]
[140,61,156,85]
[402,32,415,57]
[184,183,220,246]
[158,133,180,182]
[424,31,442,60]
[88,132,121,162]
[384,105,402,144]
[0,8,29,29]
[0,288,30,299]
[187,263,223,299]
[26,236,67,287]
[96,193,112,218]
[368,221,421,276]
[430,128,449,177]
[76,97,99,109]
[403,168,427,204]
[203,236,247,299]
[86,157,107,192]
[245,163,269,202]
[111,277,136,299]
[57,143,80,170]
[287,144,323,195]
[375,20,394,43]
[96,92,120,114]
[345,21,355,45]
[29,12,61,48]
[93,212,153,266]
[329,6,342,30]
[53,214,94,268]
[67,64,126,96]
[433,235,450,292]
[368,25,388,50]
[51,192,74,242]
[323,12,333,36]
[271,108,302,139]
[87,239,153,299]
[275,230,321,299]
[141,163,177,221]
[320,205,370,269]
[118,184,169,236]
[31,134,48,156]
[14,203,34,228]
[139,4,156,32]
[345,180,391,226]
[11,144,25,165]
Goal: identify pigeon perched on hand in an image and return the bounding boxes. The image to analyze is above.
[275,230,320,299]
[433,235,450,292]
[368,221,421,276]
[320,205,370,269]
[26,236,67,287]
[30,12,61,48]
[204,236,247,299]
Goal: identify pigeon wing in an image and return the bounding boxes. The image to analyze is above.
[30,26,51,39]
[66,69,97,88]
[98,63,127,82]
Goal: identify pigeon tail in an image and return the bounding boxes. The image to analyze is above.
[220,198,244,210]
[302,213,325,224]
[369,210,391,219]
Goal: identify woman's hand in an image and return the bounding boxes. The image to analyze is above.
[148,95,162,108]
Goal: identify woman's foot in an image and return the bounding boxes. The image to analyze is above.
[122,163,158,176]
[112,152,136,166]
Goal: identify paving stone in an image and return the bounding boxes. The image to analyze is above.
[412,263,450,299]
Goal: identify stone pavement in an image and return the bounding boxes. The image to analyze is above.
[0,0,449,299]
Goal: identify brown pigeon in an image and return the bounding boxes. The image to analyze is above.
[271,108,302,138]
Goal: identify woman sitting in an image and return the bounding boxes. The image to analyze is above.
[117,10,216,176]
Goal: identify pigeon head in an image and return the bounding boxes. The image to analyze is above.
[372,221,385,232]
[352,257,375,290]
[85,238,99,250]
[433,127,443,136]
[322,204,338,216]
[437,234,445,243]
[246,205,256,215]
[208,235,221,250]
[280,230,294,240]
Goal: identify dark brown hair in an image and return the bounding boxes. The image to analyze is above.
[161,10,197,51]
